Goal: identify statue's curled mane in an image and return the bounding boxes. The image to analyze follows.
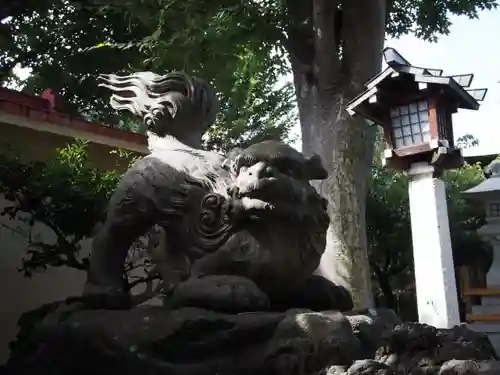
[98,71,218,135]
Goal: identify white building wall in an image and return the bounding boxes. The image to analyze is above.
[0,194,88,364]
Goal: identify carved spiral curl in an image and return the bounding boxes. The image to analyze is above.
[187,192,235,257]
[199,193,227,234]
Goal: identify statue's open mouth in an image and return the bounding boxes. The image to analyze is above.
[234,177,278,199]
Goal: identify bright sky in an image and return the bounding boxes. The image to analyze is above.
[12,8,500,156]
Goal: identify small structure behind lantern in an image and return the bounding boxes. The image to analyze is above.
[347,47,487,172]
[463,159,500,353]
[465,160,500,219]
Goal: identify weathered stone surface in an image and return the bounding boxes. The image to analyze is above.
[374,322,498,374]
[326,365,349,375]
[7,303,285,375]
[344,308,402,357]
[264,310,363,374]
[4,305,499,375]
[326,360,395,375]
[171,275,270,313]
[346,360,395,374]
[439,359,500,375]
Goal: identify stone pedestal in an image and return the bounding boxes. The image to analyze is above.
[407,162,460,329]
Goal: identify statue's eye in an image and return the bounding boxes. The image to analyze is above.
[261,165,280,178]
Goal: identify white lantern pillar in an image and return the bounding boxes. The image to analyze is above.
[407,161,461,328]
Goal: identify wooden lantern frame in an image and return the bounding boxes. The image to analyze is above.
[347,47,487,172]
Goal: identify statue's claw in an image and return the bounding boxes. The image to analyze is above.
[240,197,275,213]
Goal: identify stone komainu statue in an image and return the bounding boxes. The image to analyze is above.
[84,70,353,312]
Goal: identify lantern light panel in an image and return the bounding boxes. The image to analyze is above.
[390,100,431,148]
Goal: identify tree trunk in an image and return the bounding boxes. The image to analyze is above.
[295,85,376,309]
[287,0,386,309]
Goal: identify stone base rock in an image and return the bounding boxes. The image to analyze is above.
[3,302,499,375]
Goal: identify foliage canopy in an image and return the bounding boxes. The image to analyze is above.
[1,0,497,150]
[0,140,119,275]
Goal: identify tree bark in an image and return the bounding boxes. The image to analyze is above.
[287,0,386,309]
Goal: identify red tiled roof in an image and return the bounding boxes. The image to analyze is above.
[0,86,147,146]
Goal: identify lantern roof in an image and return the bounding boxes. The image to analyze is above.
[463,159,500,198]
[346,47,487,124]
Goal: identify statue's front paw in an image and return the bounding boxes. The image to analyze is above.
[170,275,270,313]
[292,275,354,312]
[79,282,132,310]
[240,197,275,212]
[226,196,274,222]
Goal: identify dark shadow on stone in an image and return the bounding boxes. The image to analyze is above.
[272,275,354,312]
[148,317,282,363]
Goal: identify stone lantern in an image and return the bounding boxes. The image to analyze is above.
[347,47,487,172]
[346,47,487,329]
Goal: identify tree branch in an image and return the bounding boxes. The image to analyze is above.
[129,268,163,306]
[43,218,88,271]
[383,249,392,272]
[131,279,163,306]
[387,263,407,276]
[0,61,16,84]
[371,261,383,280]
[311,0,340,90]
[342,0,387,91]
[1,222,27,237]
[284,0,315,85]
[33,212,88,270]
[62,247,88,270]
[126,273,160,291]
